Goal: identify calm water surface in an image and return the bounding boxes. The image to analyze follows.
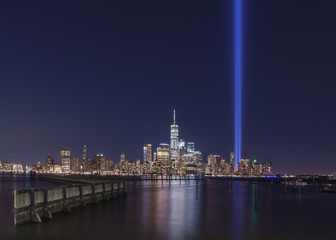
[0,173,335,240]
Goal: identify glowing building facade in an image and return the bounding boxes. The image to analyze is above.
[157,143,170,167]
[71,157,80,172]
[143,144,152,163]
[60,147,71,172]
[187,142,195,153]
[170,109,179,164]
[45,154,55,166]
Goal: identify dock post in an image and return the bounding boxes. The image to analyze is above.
[79,184,85,207]
[284,178,287,199]
[92,184,97,203]
[102,182,106,200]
[44,187,52,219]
[30,188,42,223]
[63,185,71,212]
[231,176,233,192]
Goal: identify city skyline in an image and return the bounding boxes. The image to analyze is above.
[1,108,273,177]
[0,1,336,174]
[1,107,273,177]
[0,105,334,175]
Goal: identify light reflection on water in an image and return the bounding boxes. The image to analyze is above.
[0,174,336,240]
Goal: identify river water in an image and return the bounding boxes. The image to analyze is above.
[0,173,335,240]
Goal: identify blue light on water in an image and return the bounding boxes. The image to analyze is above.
[234,0,242,171]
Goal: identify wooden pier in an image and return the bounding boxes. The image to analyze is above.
[13,180,126,226]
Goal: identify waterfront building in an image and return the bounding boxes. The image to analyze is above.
[83,158,91,171]
[207,154,221,166]
[265,162,273,174]
[98,154,105,170]
[49,164,62,173]
[105,158,113,171]
[91,155,98,170]
[193,151,205,175]
[170,109,179,164]
[153,152,157,162]
[157,143,170,167]
[143,144,152,163]
[71,157,80,172]
[60,147,71,172]
[45,154,55,166]
[142,161,151,174]
[136,158,142,175]
[82,144,87,167]
[118,153,130,173]
[120,153,126,164]
[92,154,105,170]
[238,159,252,175]
[12,164,24,173]
[230,151,235,173]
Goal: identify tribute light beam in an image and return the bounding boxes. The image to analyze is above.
[234,0,242,171]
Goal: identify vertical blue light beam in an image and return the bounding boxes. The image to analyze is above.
[234,0,242,172]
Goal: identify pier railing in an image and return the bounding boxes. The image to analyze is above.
[13,181,126,226]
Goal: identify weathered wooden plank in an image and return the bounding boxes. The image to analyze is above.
[14,190,31,209]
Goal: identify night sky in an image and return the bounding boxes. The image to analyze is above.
[0,0,335,174]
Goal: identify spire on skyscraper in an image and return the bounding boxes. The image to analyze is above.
[173,108,176,124]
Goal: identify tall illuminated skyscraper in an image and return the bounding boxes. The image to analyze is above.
[82,145,87,162]
[143,144,152,163]
[82,144,90,170]
[60,147,71,172]
[71,157,80,172]
[157,143,170,167]
[170,109,179,164]
[91,154,105,170]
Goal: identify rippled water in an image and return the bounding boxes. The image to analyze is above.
[0,173,335,240]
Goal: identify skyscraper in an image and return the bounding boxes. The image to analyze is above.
[120,153,126,164]
[91,155,98,169]
[71,157,80,172]
[157,143,170,167]
[91,154,105,170]
[82,145,87,163]
[97,154,105,170]
[178,139,185,149]
[45,153,55,166]
[230,151,235,174]
[187,142,195,153]
[83,158,91,171]
[105,158,114,171]
[170,109,179,164]
[82,144,90,171]
[143,144,152,163]
[60,147,71,172]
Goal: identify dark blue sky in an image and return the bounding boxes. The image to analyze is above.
[0,0,335,174]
